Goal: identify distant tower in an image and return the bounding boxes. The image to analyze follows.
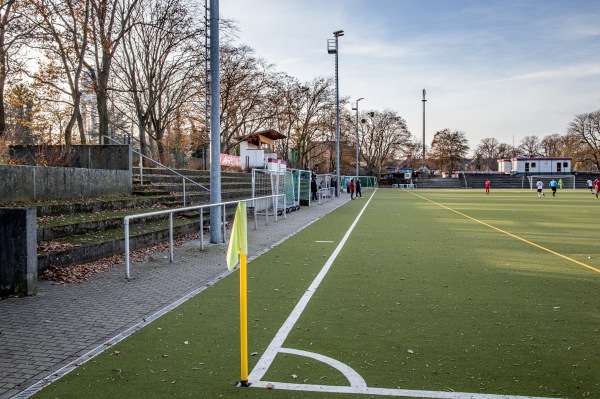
[422,89,426,160]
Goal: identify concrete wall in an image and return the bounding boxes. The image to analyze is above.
[0,208,37,297]
[0,165,132,202]
[8,144,131,171]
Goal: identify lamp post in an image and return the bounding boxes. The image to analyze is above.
[328,30,344,196]
[422,89,426,161]
[352,98,364,180]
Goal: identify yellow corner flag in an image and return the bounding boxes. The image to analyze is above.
[226,202,251,386]
[226,202,247,270]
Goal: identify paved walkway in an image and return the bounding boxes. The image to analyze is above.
[0,197,349,399]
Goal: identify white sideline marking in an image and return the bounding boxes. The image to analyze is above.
[315,240,334,243]
[248,190,376,383]
[249,381,557,399]
[248,189,561,399]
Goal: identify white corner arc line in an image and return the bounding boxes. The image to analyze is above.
[279,347,367,388]
[248,190,377,382]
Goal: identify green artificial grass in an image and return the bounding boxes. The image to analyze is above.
[32,189,600,399]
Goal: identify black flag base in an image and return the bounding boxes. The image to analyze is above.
[236,380,251,387]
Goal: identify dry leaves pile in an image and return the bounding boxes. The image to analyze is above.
[38,241,80,252]
[41,232,200,284]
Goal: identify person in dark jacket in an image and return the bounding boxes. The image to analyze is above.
[355,178,362,198]
[311,177,318,201]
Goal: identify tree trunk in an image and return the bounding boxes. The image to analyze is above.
[96,55,111,140]
[0,36,6,139]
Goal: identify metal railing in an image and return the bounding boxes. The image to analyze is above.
[102,135,209,206]
[123,194,285,279]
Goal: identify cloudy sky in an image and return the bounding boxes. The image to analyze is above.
[219,0,600,151]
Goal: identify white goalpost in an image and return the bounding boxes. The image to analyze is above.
[528,175,575,189]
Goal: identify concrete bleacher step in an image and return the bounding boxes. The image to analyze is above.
[35,168,254,272]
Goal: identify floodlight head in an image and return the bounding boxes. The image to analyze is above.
[333,30,344,37]
[358,97,364,102]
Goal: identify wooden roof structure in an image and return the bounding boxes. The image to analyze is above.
[237,129,286,148]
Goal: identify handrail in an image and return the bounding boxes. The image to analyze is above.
[123,194,286,279]
[101,135,210,196]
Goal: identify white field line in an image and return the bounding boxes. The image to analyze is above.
[249,381,558,399]
[248,190,376,382]
[248,189,561,399]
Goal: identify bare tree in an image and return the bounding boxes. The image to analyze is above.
[359,109,411,179]
[567,110,600,171]
[114,0,202,160]
[219,44,278,153]
[539,133,565,157]
[290,77,335,169]
[28,0,91,145]
[429,129,469,173]
[86,0,141,140]
[0,0,33,139]
[474,137,500,171]
[268,73,304,166]
[518,135,542,157]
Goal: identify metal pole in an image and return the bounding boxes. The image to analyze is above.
[209,0,222,243]
[354,98,363,181]
[334,33,341,197]
[169,213,174,262]
[422,89,427,161]
[200,209,204,250]
[124,219,130,279]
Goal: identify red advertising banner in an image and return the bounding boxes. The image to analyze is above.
[220,153,242,168]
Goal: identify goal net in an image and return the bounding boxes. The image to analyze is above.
[528,175,575,189]
[252,169,299,216]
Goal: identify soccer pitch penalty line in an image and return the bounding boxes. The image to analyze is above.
[247,190,560,399]
[407,191,600,275]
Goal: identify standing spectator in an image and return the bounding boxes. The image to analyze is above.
[587,178,594,192]
[332,177,337,197]
[595,178,600,199]
[355,178,362,198]
[349,179,355,200]
[311,177,318,201]
[485,179,490,195]
[558,178,563,190]
[549,178,558,197]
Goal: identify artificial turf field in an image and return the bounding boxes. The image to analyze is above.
[32,188,600,399]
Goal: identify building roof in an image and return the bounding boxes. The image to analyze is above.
[237,129,286,146]
[513,157,572,161]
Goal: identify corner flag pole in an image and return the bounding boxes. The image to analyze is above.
[239,252,249,386]
[226,201,250,387]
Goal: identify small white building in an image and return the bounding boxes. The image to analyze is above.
[510,157,572,174]
[237,129,287,171]
[497,159,512,173]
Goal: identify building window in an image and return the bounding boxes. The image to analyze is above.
[525,162,530,172]
[531,162,536,168]
[557,163,562,172]
[563,162,568,167]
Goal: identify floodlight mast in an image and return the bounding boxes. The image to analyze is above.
[422,89,426,161]
[328,30,344,196]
